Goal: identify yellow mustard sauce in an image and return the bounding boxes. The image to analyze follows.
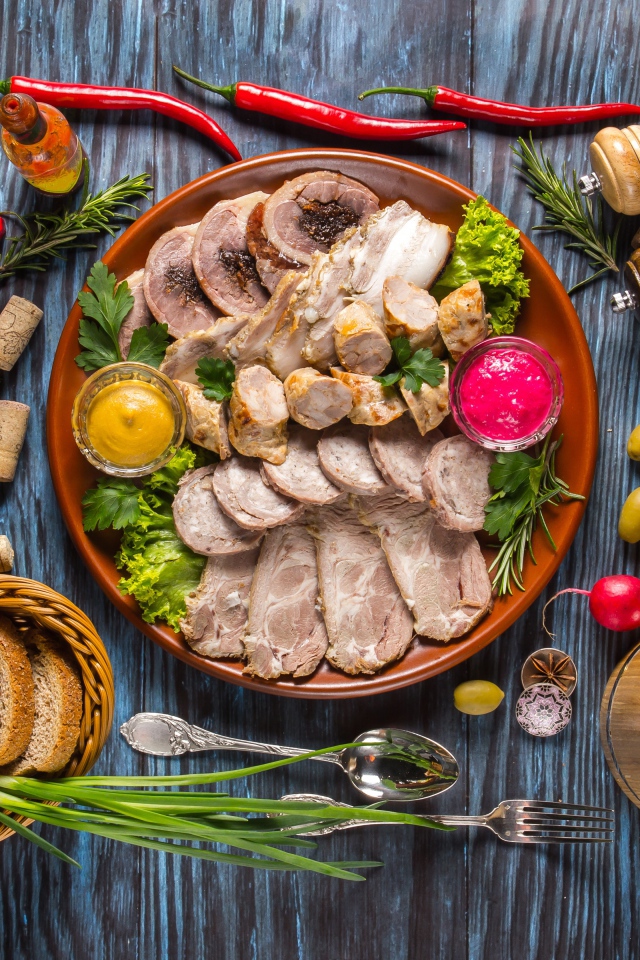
[86,380,175,467]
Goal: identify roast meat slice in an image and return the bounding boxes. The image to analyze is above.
[172,466,264,556]
[265,252,327,379]
[159,315,249,384]
[262,171,379,265]
[261,423,343,505]
[422,435,494,532]
[246,201,305,294]
[212,456,305,531]
[357,495,492,641]
[228,364,289,464]
[317,422,390,495]
[192,192,270,316]
[437,279,488,361]
[369,419,444,502]
[401,365,450,436]
[382,276,444,354]
[223,270,301,369]
[333,301,392,376]
[118,269,152,358]
[307,502,414,675]
[284,368,353,430]
[180,550,259,659]
[174,381,231,458]
[331,367,405,426]
[144,224,220,338]
[243,523,328,679]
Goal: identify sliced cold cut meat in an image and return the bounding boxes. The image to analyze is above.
[159,315,249,384]
[223,270,300,369]
[118,269,153,359]
[333,301,392,376]
[357,495,492,642]
[307,502,414,675]
[261,423,343,505]
[262,171,379,266]
[369,419,444,502]
[265,253,327,379]
[437,279,488,361]
[243,524,328,679]
[317,422,390,495]
[174,381,231,458]
[246,201,305,294]
[180,550,259,659]
[144,224,220,338]
[422,434,494,532]
[212,456,305,531]
[401,365,450,436]
[382,276,444,354]
[228,364,290,464]
[172,466,263,556]
[284,367,353,430]
[331,367,405,426]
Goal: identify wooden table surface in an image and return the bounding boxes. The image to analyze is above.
[1,1,639,958]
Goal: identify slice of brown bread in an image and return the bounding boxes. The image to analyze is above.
[1,628,83,775]
[0,614,35,764]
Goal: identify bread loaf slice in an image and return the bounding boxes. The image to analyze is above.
[0,614,35,764]
[1,628,82,775]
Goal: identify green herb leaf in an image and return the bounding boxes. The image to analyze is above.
[196,357,236,401]
[127,321,170,368]
[390,336,411,367]
[488,450,539,494]
[82,478,141,531]
[373,337,446,394]
[373,370,402,387]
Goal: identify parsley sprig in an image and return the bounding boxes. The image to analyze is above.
[75,261,169,371]
[196,356,236,401]
[484,435,584,596]
[82,477,141,531]
[373,337,446,393]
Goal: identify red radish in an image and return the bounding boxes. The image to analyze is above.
[0,216,5,241]
[543,576,640,633]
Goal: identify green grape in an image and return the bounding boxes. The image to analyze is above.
[454,680,505,715]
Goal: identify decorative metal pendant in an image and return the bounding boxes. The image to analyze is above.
[521,647,577,696]
[515,683,573,737]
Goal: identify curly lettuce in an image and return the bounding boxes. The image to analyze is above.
[431,195,530,335]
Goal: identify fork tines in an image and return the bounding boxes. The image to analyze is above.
[517,800,614,843]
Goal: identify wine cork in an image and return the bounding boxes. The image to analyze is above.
[0,535,14,572]
[0,401,30,481]
[0,296,43,371]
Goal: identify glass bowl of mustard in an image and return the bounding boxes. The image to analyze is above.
[72,362,187,477]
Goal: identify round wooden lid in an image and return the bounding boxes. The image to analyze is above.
[600,642,640,808]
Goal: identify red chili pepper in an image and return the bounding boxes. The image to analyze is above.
[173,68,466,141]
[358,84,640,127]
[0,76,242,161]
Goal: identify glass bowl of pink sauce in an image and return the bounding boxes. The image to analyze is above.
[449,336,564,452]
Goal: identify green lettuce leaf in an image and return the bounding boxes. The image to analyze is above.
[431,196,530,335]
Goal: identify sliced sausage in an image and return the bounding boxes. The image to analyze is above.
[174,381,231,459]
[437,279,488,361]
[284,367,352,430]
[331,367,405,426]
[333,301,392,376]
[400,365,450,436]
[369,419,444,502]
[382,276,444,354]
[422,434,494,532]
[172,466,263,556]
[228,364,289,464]
[261,423,343,505]
[317,422,390,496]
[212,456,305,531]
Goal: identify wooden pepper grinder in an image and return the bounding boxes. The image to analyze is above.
[578,125,640,215]
[611,230,640,314]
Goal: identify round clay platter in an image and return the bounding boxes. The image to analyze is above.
[47,148,598,699]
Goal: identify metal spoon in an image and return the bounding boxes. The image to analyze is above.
[119,712,459,802]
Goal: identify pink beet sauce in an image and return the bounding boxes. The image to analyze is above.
[458,348,554,441]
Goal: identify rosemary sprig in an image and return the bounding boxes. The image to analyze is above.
[0,164,152,280]
[512,134,620,294]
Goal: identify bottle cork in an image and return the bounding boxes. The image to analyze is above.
[0,535,14,572]
[0,296,43,371]
[0,400,30,481]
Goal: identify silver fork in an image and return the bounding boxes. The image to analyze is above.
[278,793,614,843]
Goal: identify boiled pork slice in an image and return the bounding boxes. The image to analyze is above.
[382,276,444,355]
[174,381,231,458]
[159,315,249,384]
[212,456,305,531]
[331,367,405,426]
[118,269,153,358]
[172,466,264,556]
[228,364,289,464]
[246,201,304,294]
[437,279,488,361]
[144,224,220,338]
[307,502,414,675]
[333,301,392,376]
[369,419,444,502]
[317,422,390,495]
[261,171,379,265]
[422,435,494,532]
[192,192,270,316]
[223,270,300,369]
[243,523,328,679]
[180,550,259,659]
[357,494,493,642]
[284,368,353,430]
[261,422,343,505]
[264,255,325,379]
[401,365,450,436]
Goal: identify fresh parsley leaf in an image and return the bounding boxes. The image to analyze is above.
[76,317,121,371]
[488,450,539,494]
[373,337,446,393]
[127,321,170,368]
[82,477,141,531]
[484,486,535,540]
[390,336,411,367]
[196,357,236,401]
[373,370,402,387]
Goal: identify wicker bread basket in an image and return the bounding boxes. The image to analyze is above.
[0,575,114,841]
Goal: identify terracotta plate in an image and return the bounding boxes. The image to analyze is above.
[47,149,598,699]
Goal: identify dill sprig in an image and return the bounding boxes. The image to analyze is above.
[512,134,620,294]
[0,163,152,280]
